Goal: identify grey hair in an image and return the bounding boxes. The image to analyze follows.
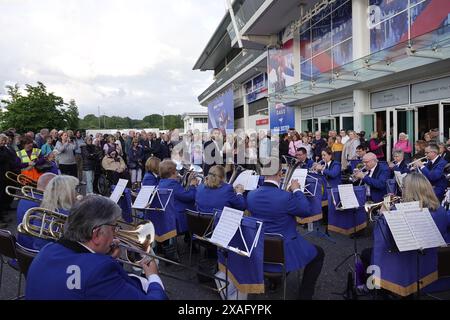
[63,195,122,243]
[392,150,404,157]
[41,175,79,212]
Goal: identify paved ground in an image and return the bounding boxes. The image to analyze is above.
[1,202,449,300]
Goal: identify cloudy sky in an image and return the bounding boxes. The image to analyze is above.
[0,0,226,118]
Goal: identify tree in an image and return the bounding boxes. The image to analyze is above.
[0,82,76,132]
[63,99,80,130]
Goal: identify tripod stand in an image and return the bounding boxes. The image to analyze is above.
[333,207,364,300]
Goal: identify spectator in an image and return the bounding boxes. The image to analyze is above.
[311,131,327,162]
[279,133,290,162]
[35,128,49,148]
[55,131,78,177]
[369,131,385,160]
[393,132,412,161]
[288,131,302,157]
[413,140,427,160]
[331,135,344,162]
[41,136,54,157]
[81,136,102,195]
[101,148,129,186]
[128,138,144,190]
[340,129,350,144]
[74,130,86,181]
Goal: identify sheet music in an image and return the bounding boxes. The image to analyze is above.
[337,184,359,209]
[394,171,407,189]
[384,209,446,252]
[233,171,259,190]
[384,212,418,252]
[289,169,308,192]
[395,201,421,211]
[210,207,243,249]
[109,179,128,203]
[404,209,446,250]
[132,186,156,209]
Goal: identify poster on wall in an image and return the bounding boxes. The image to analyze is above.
[208,88,234,132]
[270,103,295,134]
[268,24,296,94]
[369,0,450,53]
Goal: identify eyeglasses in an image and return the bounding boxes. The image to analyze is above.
[93,223,121,233]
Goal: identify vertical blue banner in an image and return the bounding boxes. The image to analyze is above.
[270,103,295,134]
[208,88,234,132]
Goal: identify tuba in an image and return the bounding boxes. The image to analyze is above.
[227,164,245,184]
[281,155,302,190]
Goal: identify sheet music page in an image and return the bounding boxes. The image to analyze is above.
[394,171,407,189]
[210,206,243,248]
[395,201,421,211]
[132,186,156,209]
[404,209,446,250]
[289,169,307,192]
[383,211,419,252]
[246,175,260,191]
[337,184,359,209]
[109,179,128,203]
[233,171,259,190]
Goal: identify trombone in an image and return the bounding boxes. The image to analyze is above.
[5,185,42,203]
[18,207,227,292]
[5,171,38,188]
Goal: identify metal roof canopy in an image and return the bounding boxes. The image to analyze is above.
[242,0,320,36]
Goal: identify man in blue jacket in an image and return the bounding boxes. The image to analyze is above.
[413,144,448,201]
[26,195,167,300]
[354,152,390,202]
[247,161,324,299]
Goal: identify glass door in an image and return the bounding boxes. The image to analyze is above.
[319,117,336,133]
[440,102,450,142]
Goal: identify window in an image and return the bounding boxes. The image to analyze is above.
[299,0,352,81]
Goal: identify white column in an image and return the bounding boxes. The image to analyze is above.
[352,0,370,60]
[352,0,371,133]
[353,89,370,132]
[293,24,301,84]
[386,109,391,162]
[295,105,302,131]
[243,95,249,131]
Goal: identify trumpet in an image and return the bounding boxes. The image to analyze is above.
[365,194,402,222]
[349,164,367,184]
[18,207,227,290]
[407,157,428,169]
[309,160,325,174]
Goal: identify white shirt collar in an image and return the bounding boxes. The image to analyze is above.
[78,242,95,253]
[264,179,280,188]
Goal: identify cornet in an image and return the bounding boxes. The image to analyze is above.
[407,157,428,169]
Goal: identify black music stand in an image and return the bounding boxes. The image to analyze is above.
[196,209,262,300]
[331,190,363,300]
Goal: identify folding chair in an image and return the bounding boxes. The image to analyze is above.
[184,209,215,266]
[0,229,21,298]
[263,233,286,300]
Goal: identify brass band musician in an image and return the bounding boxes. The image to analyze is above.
[26,195,167,300]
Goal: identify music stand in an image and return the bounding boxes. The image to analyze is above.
[132,188,173,223]
[303,176,336,244]
[331,189,363,299]
[195,209,263,300]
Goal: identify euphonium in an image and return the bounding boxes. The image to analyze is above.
[365,194,402,222]
[18,207,226,288]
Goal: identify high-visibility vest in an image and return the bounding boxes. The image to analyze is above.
[16,148,41,164]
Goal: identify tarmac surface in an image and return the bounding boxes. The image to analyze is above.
[1,202,449,300]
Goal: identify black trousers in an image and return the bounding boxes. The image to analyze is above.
[299,245,325,300]
[59,164,78,178]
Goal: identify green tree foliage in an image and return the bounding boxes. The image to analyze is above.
[0,82,80,132]
[0,82,185,132]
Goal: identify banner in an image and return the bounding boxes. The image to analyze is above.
[268,25,296,93]
[208,88,234,132]
[270,103,295,134]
